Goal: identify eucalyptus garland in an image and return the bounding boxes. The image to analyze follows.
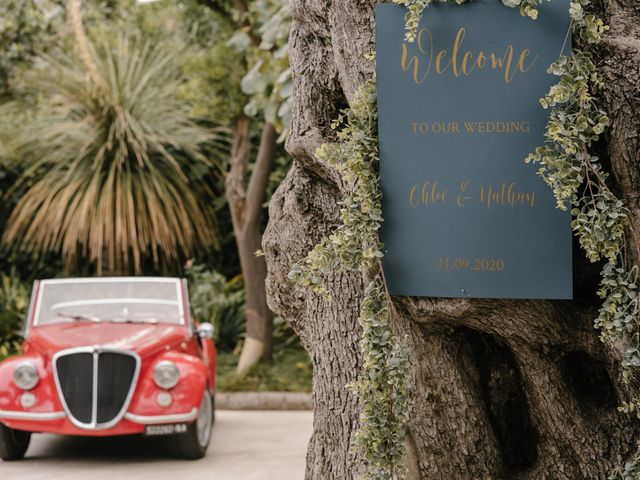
[524,1,640,472]
[353,278,412,480]
[288,80,383,294]
[288,79,412,479]
[290,0,640,478]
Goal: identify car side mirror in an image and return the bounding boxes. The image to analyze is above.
[197,323,215,340]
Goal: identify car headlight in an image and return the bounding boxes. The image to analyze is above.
[153,361,180,389]
[13,361,39,390]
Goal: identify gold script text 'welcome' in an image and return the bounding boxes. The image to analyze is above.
[401,27,539,84]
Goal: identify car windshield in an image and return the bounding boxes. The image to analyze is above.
[34,278,184,326]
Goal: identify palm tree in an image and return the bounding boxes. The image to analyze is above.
[3,35,224,273]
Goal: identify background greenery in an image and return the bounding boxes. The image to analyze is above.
[0,0,307,390]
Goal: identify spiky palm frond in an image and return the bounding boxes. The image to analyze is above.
[4,37,225,273]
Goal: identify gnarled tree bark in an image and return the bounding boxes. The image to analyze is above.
[264,1,640,478]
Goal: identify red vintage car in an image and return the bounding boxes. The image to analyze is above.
[0,277,216,461]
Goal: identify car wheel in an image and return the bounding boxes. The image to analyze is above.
[211,390,216,426]
[0,423,31,461]
[176,390,214,460]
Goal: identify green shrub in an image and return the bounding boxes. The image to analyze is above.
[0,274,28,359]
[186,263,246,352]
[4,37,222,274]
[216,349,312,392]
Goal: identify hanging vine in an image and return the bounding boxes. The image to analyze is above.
[288,78,412,479]
[290,0,640,478]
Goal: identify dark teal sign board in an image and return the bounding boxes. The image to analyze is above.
[376,1,573,299]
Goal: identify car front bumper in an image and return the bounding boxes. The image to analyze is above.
[0,407,199,436]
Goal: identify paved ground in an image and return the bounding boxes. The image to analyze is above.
[0,411,312,480]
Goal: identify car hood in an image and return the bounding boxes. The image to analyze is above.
[26,322,188,359]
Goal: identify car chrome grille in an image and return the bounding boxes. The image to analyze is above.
[53,348,140,430]
[55,352,94,424]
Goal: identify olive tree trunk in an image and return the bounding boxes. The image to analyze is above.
[263,0,640,478]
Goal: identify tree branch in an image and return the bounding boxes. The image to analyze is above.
[245,123,277,225]
[67,0,106,92]
[226,115,252,229]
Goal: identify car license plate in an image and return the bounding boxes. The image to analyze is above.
[144,423,188,436]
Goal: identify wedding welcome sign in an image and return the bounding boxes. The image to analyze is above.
[376,1,573,299]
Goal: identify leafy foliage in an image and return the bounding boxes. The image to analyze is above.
[394,0,608,42]
[3,37,223,274]
[527,52,610,209]
[288,81,383,293]
[188,262,301,353]
[350,279,411,480]
[0,274,29,359]
[0,0,63,93]
[180,41,246,125]
[572,190,627,264]
[187,263,246,352]
[229,0,292,139]
[216,348,312,392]
[596,264,639,377]
[159,1,247,126]
[289,80,411,479]
[393,0,543,43]
[523,5,626,276]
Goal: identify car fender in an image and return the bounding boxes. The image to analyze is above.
[200,338,216,392]
[0,354,62,415]
[127,351,208,417]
